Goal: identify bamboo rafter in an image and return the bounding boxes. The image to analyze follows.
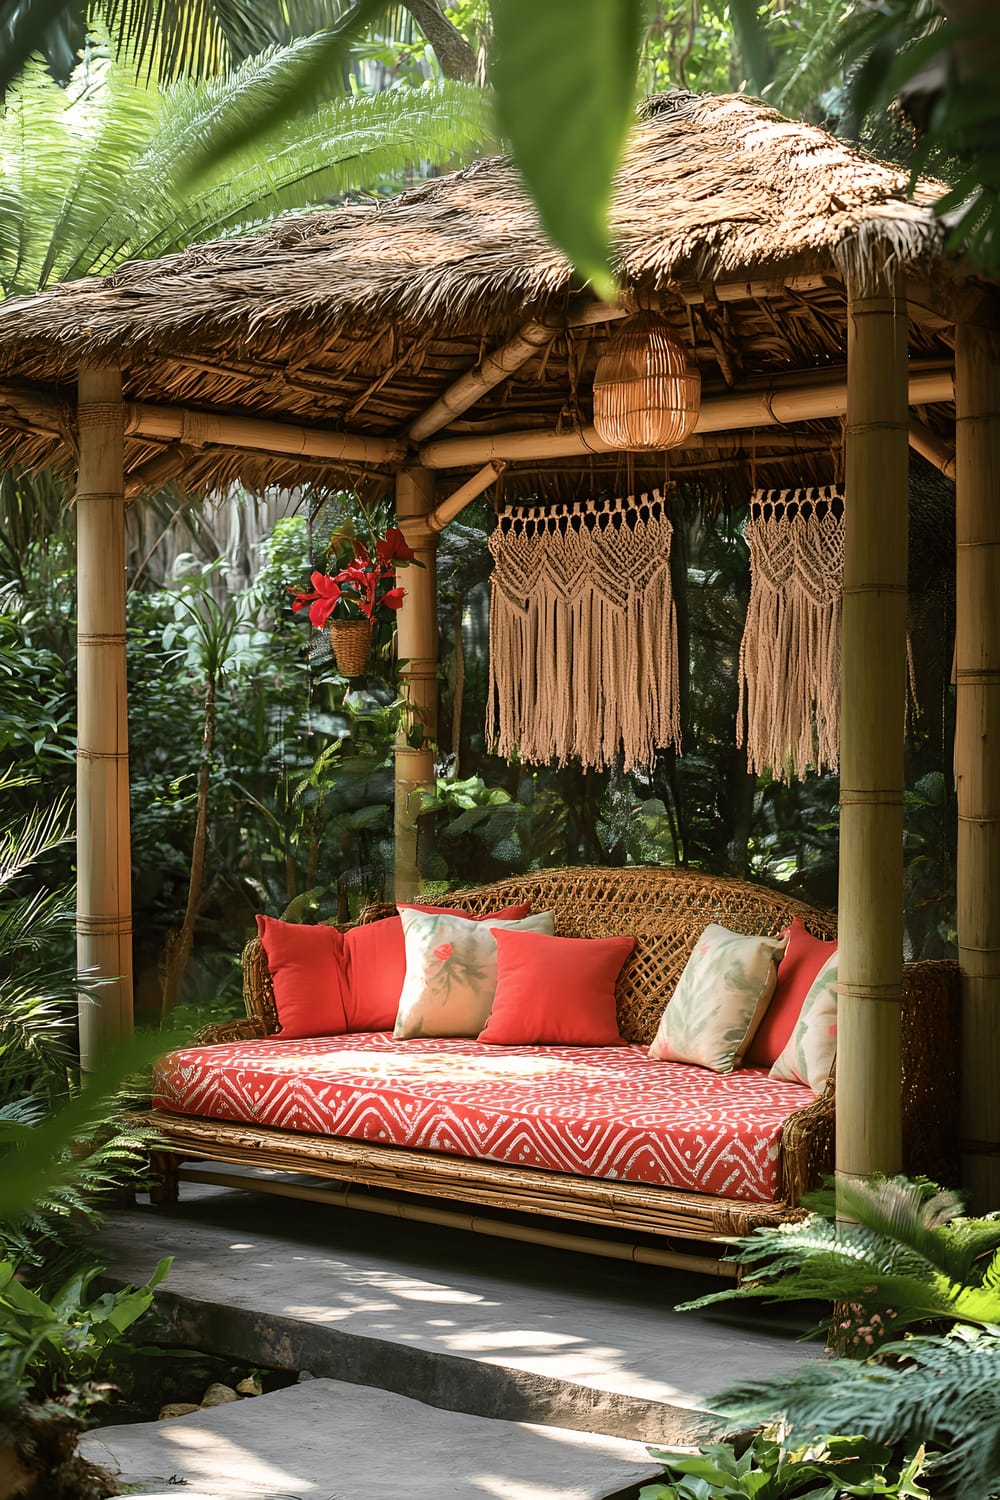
[908,418,956,478]
[418,364,955,469]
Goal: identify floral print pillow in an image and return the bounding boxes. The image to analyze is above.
[649,923,788,1073]
[769,949,838,1094]
[394,909,556,1039]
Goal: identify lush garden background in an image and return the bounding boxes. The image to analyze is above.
[0,3,993,1490]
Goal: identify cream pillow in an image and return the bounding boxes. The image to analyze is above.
[770,949,838,1093]
[394,908,555,1039]
[649,923,787,1072]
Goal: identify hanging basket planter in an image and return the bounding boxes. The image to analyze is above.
[329,618,373,677]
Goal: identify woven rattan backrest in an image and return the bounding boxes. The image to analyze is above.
[243,865,836,1045]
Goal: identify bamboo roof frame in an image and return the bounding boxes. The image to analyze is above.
[1,88,997,1209]
[0,91,969,503]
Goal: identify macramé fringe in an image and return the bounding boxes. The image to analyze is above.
[738,487,844,782]
[486,492,681,774]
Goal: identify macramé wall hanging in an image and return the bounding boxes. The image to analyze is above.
[486,490,681,774]
[738,486,845,782]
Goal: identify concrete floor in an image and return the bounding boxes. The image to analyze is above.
[83,1176,822,1498]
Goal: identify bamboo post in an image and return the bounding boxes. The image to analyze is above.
[394,467,438,902]
[76,366,133,1071]
[954,318,1000,1208]
[836,269,909,1183]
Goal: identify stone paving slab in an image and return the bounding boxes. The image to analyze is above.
[93,1181,818,1445]
[81,1378,661,1499]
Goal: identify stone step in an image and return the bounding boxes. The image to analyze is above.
[93,1178,818,1448]
[80,1377,661,1499]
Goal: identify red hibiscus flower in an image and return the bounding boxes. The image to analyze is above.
[376,527,416,566]
[290,571,343,629]
[292,521,419,636]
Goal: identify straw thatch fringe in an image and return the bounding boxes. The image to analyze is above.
[486,492,681,773]
[0,93,948,382]
[738,486,844,781]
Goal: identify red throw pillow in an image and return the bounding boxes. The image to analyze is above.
[745,917,838,1067]
[255,915,350,1039]
[477,929,633,1047]
[343,902,531,1031]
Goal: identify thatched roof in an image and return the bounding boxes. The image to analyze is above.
[0,90,968,500]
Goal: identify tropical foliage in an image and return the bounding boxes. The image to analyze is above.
[642,1431,935,1500]
[649,1175,1000,1500]
[0,1254,170,1416]
[0,772,161,1261]
[680,1175,1000,1340]
[0,41,490,299]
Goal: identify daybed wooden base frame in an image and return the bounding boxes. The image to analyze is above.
[146,867,960,1269]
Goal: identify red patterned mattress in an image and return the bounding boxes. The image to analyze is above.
[153,1034,815,1203]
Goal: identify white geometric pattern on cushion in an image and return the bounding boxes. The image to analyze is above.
[153,1033,815,1204]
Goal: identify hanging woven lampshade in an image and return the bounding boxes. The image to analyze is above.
[592,312,700,450]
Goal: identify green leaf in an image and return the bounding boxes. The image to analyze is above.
[0,1032,181,1224]
[489,0,642,299]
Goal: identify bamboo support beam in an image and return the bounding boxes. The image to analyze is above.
[407,276,843,445]
[418,365,954,469]
[427,462,505,532]
[76,366,133,1072]
[408,320,564,442]
[177,1164,737,1276]
[908,420,956,479]
[394,467,438,902]
[125,402,406,466]
[836,271,910,1184]
[0,381,66,432]
[954,319,1000,1208]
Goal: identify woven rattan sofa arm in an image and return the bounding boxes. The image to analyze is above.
[779,1087,835,1205]
[197,1017,272,1045]
[241,936,279,1034]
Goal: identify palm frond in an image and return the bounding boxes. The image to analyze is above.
[0,886,73,956]
[98,0,267,79]
[1,41,491,294]
[0,794,73,890]
[0,54,77,297]
[34,45,161,289]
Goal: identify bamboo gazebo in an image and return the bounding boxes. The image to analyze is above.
[0,93,995,1203]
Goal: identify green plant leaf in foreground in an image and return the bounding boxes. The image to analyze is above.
[0,1033,179,1225]
[489,0,642,300]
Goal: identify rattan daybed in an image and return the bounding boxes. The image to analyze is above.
[145,867,959,1268]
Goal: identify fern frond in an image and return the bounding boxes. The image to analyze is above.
[682,1178,1000,1334]
[834,1176,991,1287]
[716,1334,1000,1500]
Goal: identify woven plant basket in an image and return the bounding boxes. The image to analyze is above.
[329,619,373,676]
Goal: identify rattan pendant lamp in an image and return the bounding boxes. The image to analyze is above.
[592,312,700,449]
